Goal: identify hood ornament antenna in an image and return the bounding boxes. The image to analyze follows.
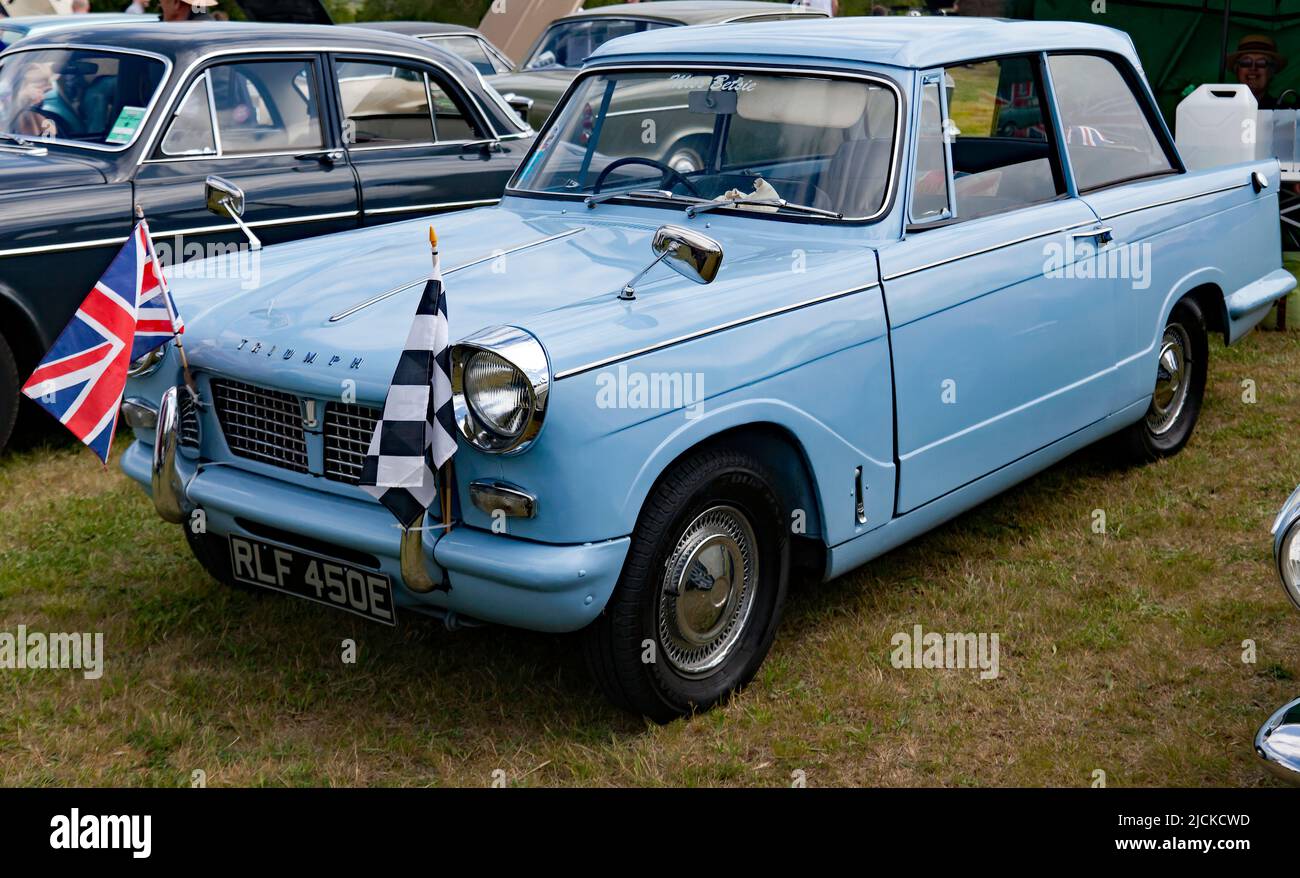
[328,227,586,323]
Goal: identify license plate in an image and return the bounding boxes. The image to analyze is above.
[227,535,397,626]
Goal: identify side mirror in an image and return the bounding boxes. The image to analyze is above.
[204,175,262,251]
[1256,697,1300,785]
[501,92,534,124]
[619,224,723,300]
[653,224,723,285]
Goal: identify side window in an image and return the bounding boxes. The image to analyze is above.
[911,77,951,222]
[1048,53,1175,191]
[428,36,495,77]
[427,77,486,142]
[207,59,324,154]
[160,75,216,157]
[336,60,434,146]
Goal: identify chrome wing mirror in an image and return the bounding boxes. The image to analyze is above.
[620,224,723,301]
[501,92,534,124]
[205,175,262,251]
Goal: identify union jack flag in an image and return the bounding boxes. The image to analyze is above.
[21,221,183,463]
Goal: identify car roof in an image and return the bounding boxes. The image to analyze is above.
[348,21,480,38]
[0,12,146,32]
[11,20,453,62]
[562,1,823,25]
[589,16,1141,71]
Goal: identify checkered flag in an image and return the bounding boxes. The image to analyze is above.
[358,229,457,531]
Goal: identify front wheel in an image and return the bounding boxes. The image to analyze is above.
[582,447,789,722]
[0,332,17,455]
[1113,296,1209,462]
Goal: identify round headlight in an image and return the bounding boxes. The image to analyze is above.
[127,345,166,378]
[452,326,549,454]
[1279,519,1300,610]
[465,350,531,438]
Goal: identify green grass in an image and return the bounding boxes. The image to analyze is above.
[1,330,1299,787]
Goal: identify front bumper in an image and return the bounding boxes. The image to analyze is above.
[121,439,628,633]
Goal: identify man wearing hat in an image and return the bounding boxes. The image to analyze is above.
[1231,34,1288,109]
[160,0,217,21]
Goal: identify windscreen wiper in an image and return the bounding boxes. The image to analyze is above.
[685,197,842,220]
[584,189,709,209]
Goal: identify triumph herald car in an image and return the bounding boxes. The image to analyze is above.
[484,0,828,130]
[122,17,1294,720]
[0,20,532,453]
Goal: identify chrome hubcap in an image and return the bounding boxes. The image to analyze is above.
[658,505,758,676]
[1147,323,1191,435]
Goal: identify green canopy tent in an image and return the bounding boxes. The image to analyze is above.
[1011,1,1300,125]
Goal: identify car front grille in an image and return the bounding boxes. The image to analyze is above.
[211,378,308,473]
[178,389,200,448]
[323,402,381,485]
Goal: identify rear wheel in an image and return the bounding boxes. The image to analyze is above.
[0,333,17,455]
[1113,296,1208,462]
[582,447,789,722]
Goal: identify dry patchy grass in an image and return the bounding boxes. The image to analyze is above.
[1,331,1298,787]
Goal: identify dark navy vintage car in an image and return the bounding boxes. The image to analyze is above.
[0,20,533,452]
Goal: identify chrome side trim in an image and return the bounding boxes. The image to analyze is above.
[328,226,585,322]
[0,42,173,153]
[0,210,360,259]
[365,198,498,216]
[505,62,904,225]
[882,220,1099,281]
[554,282,879,380]
[1097,181,1251,221]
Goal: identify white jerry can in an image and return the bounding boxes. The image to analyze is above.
[1175,83,1260,170]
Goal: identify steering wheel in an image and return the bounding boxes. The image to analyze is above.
[591,156,703,197]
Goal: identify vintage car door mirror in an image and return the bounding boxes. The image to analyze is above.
[1256,697,1300,785]
[619,225,723,301]
[204,175,262,251]
[501,92,534,123]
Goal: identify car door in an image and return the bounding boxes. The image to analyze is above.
[328,53,519,224]
[1046,52,1264,409]
[879,57,1120,514]
[134,54,360,258]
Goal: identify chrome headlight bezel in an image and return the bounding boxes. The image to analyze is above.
[126,345,167,379]
[451,326,549,454]
[1276,515,1300,612]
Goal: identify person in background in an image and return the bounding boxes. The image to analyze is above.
[71,0,90,11]
[871,4,888,13]
[160,0,217,21]
[3,65,57,138]
[1231,34,1288,109]
[124,0,152,13]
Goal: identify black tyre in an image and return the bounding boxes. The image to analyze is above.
[184,525,261,594]
[1113,296,1209,462]
[0,332,18,455]
[582,447,790,722]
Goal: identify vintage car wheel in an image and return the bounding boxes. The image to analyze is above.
[0,332,17,455]
[582,447,789,722]
[1114,296,1208,461]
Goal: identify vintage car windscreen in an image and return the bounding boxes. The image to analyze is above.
[524,20,673,71]
[0,48,166,147]
[512,70,898,220]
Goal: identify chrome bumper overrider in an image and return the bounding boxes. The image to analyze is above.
[1256,697,1300,786]
[151,387,192,524]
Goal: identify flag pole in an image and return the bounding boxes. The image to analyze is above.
[431,225,454,534]
[136,205,199,404]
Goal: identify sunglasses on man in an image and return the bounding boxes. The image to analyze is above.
[1237,57,1276,71]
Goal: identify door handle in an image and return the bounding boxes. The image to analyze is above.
[1071,225,1114,245]
[295,150,344,166]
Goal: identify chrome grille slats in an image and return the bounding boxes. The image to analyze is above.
[211,379,308,473]
[178,389,200,448]
[324,402,381,485]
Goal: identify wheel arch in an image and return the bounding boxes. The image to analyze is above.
[0,283,48,375]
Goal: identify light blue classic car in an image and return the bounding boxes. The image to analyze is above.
[121,18,1295,720]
